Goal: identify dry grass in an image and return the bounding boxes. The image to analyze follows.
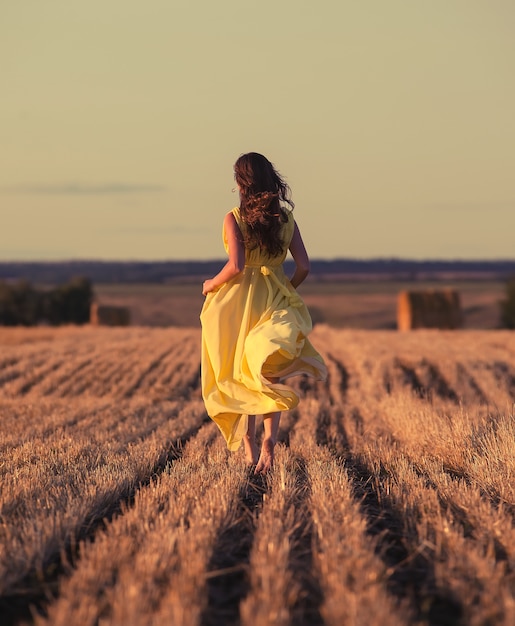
[92,280,505,329]
[0,326,514,625]
[37,424,249,626]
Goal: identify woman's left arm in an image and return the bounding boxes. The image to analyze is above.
[202,212,245,295]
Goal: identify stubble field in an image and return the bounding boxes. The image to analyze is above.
[0,325,514,625]
[93,279,505,329]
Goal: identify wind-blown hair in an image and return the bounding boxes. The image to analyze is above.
[234,152,294,257]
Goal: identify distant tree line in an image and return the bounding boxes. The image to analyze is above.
[1,260,515,285]
[500,277,515,330]
[0,277,93,326]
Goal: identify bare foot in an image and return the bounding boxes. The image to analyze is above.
[243,436,259,465]
[254,438,275,474]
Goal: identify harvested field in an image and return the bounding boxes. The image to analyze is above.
[93,280,505,329]
[0,326,514,625]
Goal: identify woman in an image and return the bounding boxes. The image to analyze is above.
[200,152,327,473]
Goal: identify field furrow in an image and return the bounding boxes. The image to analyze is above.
[1,326,514,625]
[409,457,515,567]
[324,352,350,406]
[0,362,23,388]
[356,451,513,626]
[124,346,178,397]
[201,471,265,626]
[38,356,96,396]
[156,340,196,385]
[136,337,198,398]
[72,348,145,397]
[240,446,310,626]
[293,429,411,626]
[0,353,50,394]
[7,359,68,397]
[0,401,109,454]
[36,425,247,626]
[0,399,207,623]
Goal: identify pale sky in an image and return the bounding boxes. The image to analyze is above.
[1,0,514,261]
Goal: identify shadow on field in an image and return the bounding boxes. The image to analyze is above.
[388,359,460,403]
[345,454,464,626]
[317,409,464,626]
[288,456,324,626]
[201,469,267,626]
[277,407,300,447]
[0,416,210,626]
[201,457,325,626]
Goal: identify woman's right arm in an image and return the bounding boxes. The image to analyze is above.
[202,212,245,295]
[288,221,310,288]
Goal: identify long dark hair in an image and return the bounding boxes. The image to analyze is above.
[234,152,294,256]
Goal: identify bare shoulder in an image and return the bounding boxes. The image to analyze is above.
[224,210,244,240]
[289,220,308,255]
[224,211,238,230]
[290,219,303,241]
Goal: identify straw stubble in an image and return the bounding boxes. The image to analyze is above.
[0,326,514,625]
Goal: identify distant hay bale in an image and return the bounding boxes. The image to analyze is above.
[397,289,463,331]
[90,303,131,327]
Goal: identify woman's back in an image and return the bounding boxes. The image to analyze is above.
[226,207,295,268]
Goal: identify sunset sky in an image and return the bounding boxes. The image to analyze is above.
[2,0,514,261]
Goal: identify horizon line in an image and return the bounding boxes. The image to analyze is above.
[1,257,515,264]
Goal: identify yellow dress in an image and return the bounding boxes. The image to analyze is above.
[200,207,327,451]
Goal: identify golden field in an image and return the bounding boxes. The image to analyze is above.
[0,325,514,625]
[93,280,506,329]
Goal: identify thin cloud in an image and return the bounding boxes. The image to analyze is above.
[423,201,515,213]
[1,183,167,195]
[100,225,210,235]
